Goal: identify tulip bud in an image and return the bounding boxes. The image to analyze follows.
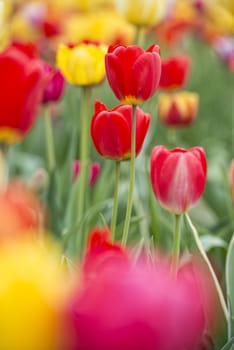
[150,146,207,214]
[158,92,199,127]
[0,43,45,144]
[105,44,161,104]
[56,41,107,86]
[159,55,191,90]
[42,62,65,104]
[91,101,150,161]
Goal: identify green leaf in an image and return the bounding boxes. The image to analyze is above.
[220,338,234,350]
[200,234,227,252]
[226,234,234,338]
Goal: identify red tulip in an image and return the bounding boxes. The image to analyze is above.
[0,43,44,144]
[91,101,150,161]
[68,256,210,350]
[83,227,128,276]
[159,55,191,90]
[150,146,207,214]
[42,62,65,104]
[105,44,161,104]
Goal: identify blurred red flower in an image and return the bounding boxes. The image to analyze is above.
[0,43,45,144]
[73,161,101,187]
[159,55,191,90]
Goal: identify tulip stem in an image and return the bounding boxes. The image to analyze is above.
[135,26,144,47]
[0,144,8,189]
[122,104,137,246]
[111,161,120,241]
[171,214,182,276]
[77,86,91,228]
[185,213,229,322]
[44,106,56,172]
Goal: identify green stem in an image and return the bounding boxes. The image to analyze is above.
[171,214,182,276]
[122,105,137,246]
[134,26,144,46]
[231,76,234,156]
[76,86,91,252]
[44,106,56,172]
[185,213,228,322]
[0,143,8,189]
[111,161,120,241]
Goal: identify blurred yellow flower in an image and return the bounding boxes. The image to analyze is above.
[64,10,134,46]
[0,239,75,350]
[205,0,234,35]
[56,41,107,85]
[75,0,114,12]
[114,0,169,27]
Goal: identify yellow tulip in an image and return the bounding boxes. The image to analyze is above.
[114,0,169,27]
[56,42,107,86]
[0,239,75,350]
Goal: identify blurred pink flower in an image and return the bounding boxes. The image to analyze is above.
[73,161,101,187]
[42,62,65,104]
[68,251,213,350]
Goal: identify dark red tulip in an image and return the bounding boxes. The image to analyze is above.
[91,101,150,161]
[159,55,191,90]
[150,146,207,214]
[105,44,161,104]
[0,43,45,144]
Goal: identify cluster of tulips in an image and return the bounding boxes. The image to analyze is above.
[1,0,234,349]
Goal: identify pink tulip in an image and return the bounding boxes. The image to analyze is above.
[150,146,207,214]
[73,161,101,187]
[68,255,210,350]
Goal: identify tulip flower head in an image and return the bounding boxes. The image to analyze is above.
[159,55,191,90]
[83,226,128,275]
[91,100,150,161]
[0,43,44,144]
[56,41,107,86]
[0,181,42,243]
[150,146,207,214]
[105,44,161,104]
[69,254,211,350]
[158,92,199,127]
[42,62,65,104]
[114,0,170,27]
[0,239,74,350]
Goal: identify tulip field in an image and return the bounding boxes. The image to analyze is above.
[1,0,234,349]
